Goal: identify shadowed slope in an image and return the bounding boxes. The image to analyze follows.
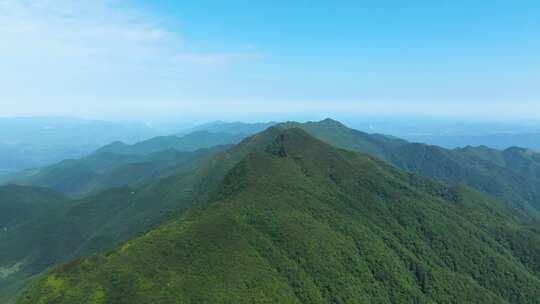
[0,185,69,303]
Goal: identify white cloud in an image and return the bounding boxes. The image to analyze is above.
[1,1,165,54]
[0,0,261,114]
[0,0,259,66]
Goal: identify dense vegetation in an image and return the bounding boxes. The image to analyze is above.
[0,127,284,303]
[3,145,228,198]
[18,129,540,303]
[1,127,252,197]
[4,119,540,303]
[293,119,540,216]
[0,185,69,303]
[0,185,68,229]
[11,118,540,213]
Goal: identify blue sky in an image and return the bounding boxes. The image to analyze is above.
[1,0,539,122]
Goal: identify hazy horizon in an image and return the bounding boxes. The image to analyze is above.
[3,114,540,136]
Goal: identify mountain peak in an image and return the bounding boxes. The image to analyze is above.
[319,118,345,126]
[505,146,536,154]
[321,117,339,123]
[262,127,336,158]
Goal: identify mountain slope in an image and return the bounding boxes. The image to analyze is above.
[290,119,540,216]
[459,146,540,179]
[0,185,69,304]
[19,129,540,304]
[3,128,248,197]
[0,184,68,228]
[0,128,287,303]
[4,146,228,198]
[96,131,246,156]
[177,121,276,136]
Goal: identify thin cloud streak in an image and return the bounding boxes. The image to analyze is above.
[0,0,260,83]
[0,0,263,118]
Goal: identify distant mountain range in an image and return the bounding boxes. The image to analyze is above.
[3,117,539,174]
[0,117,159,172]
[2,146,228,198]
[403,133,540,152]
[95,131,246,156]
[176,120,276,136]
[0,122,278,197]
[0,118,276,175]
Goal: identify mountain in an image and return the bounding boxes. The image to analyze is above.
[2,127,260,197]
[0,128,282,302]
[404,133,540,152]
[3,145,228,198]
[178,121,276,136]
[95,131,246,156]
[19,128,540,303]
[458,146,540,178]
[347,119,540,151]
[6,119,540,302]
[0,117,159,172]
[290,119,540,216]
[288,119,408,162]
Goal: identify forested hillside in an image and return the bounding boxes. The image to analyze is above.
[295,119,540,216]
[19,128,540,303]
[3,145,229,198]
[5,120,540,303]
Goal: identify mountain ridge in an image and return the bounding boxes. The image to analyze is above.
[279,119,540,217]
[94,131,245,156]
[18,128,540,303]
